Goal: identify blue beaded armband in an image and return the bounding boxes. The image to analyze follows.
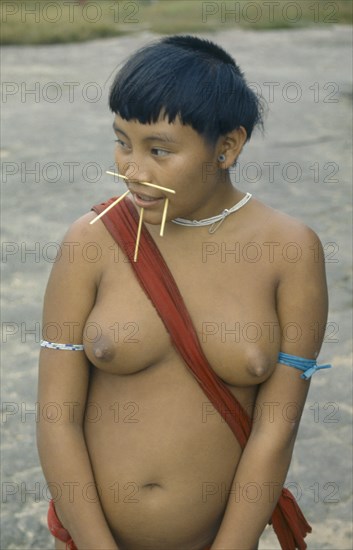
[40,340,84,351]
[278,352,332,380]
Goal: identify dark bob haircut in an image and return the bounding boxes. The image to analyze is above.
[109,35,263,146]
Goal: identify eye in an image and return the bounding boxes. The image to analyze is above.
[151,147,169,157]
[114,138,129,149]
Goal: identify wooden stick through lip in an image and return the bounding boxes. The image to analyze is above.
[160,198,169,237]
[106,171,175,195]
[89,190,130,225]
[90,172,173,259]
[134,207,144,262]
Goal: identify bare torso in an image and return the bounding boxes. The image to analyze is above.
[82,198,281,550]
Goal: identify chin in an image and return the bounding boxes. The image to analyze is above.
[142,212,164,226]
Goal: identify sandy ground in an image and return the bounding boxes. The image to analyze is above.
[1,25,352,549]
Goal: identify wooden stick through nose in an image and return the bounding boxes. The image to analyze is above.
[105,171,175,195]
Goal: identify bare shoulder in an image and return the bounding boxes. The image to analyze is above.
[43,211,111,328]
[47,197,128,297]
[61,210,107,247]
[249,198,324,269]
[250,197,320,240]
[55,210,112,277]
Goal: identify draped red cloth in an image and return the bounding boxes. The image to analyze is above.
[47,499,77,550]
[92,197,312,550]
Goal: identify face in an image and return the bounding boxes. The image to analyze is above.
[112,114,225,225]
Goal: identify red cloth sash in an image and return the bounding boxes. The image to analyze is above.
[91,197,312,550]
[47,499,77,549]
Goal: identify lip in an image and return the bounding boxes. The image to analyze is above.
[132,192,164,208]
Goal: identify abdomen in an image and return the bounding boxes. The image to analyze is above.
[83,358,249,550]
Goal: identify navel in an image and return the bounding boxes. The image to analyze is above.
[142,482,163,490]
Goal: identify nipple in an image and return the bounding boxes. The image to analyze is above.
[247,362,268,378]
[93,342,114,361]
[245,350,271,379]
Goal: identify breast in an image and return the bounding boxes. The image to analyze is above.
[192,303,281,386]
[204,340,279,386]
[83,255,280,385]
[83,312,279,388]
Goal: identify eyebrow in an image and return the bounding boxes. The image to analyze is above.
[112,123,179,144]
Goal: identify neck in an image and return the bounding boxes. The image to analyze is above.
[184,178,243,222]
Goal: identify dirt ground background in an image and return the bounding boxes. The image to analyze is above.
[1,24,352,549]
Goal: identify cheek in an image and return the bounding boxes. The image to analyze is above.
[170,155,202,181]
[169,162,196,195]
[177,157,211,193]
[114,151,135,177]
[113,147,121,165]
[114,146,126,161]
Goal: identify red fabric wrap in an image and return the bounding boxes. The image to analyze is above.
[91,197,312,550]
[47,499,77,549]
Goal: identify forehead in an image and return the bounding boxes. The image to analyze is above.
[113,113,212,148]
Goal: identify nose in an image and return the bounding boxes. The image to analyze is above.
[118,161,152,186]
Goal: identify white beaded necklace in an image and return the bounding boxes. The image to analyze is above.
[171,192,252,234]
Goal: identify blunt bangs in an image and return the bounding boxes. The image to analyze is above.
[109,36,263,145]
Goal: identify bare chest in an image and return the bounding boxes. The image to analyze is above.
[84,235,281,386]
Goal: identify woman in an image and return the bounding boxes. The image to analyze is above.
[37,35,329,550]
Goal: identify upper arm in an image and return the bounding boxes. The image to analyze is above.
[276,224,328,359]
[37,212,100,427]
[252,223,328,447]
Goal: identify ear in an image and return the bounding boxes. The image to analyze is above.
[217,126,247,168]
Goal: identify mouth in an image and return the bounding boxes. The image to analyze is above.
[132,192,164,208]
[134,191,162,201]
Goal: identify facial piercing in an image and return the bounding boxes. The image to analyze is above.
[89,190,130,225]
[90,171,175,262]
[160,198,169,237]
[105,171,175,194]
[134,207,144,262]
